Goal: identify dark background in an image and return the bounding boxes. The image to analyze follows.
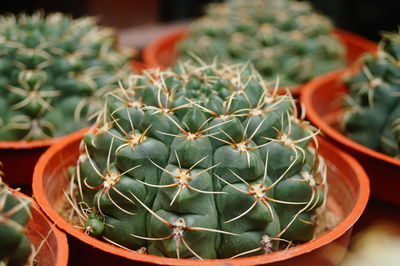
[1,0,399,41]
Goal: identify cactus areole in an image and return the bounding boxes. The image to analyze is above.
[0,12,134,141]
[67,61,327,259]
[342,30,400,158]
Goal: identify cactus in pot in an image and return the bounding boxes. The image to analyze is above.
[67,61,327,259]
[0,12,134,141]
[0,168,32,266]
[341,30,400,158]
[177,0,345,87]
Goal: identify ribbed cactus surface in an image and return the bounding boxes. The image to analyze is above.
[68,61,327,259]
[0,12,134,141]
[177,0,345,87]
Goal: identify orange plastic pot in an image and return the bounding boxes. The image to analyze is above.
[301,69,400,206]
[10,190,69,266]
[143,27,376,96]
[32,129,369,265]
[0,128,88,191]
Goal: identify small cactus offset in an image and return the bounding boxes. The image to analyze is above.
[0,173,32,266]
[177,0,345,87]
[0,12,134,141]
[67,61,327,259]
[342,30,400,158]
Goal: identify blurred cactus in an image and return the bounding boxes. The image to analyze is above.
[342,30,400,158]
[0,11,135,141]
[0,175,32,266]
[177,0,345,86]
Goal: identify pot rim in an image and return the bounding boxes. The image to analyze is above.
[0,122,92,150]
[0,137,61,149]
[301,68,400,167]
[10,190,69,266]
[33,129,369,265]
[142,27,376,97]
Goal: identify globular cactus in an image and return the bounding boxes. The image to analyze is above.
[342,30,400,158]
[67,61,327,259]
[177,0,345,87]
[0,172,32,266]
[0,12,134,141]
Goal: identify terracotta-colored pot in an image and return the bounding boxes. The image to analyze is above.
[142,27,376,96]
[9,190,69,266]
[301,69,400,206]
[32,129,369,265]
[0,128,88,191]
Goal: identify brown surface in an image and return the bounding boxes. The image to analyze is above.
[87,0,160,29]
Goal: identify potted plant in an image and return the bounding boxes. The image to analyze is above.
[0,11,136,189]
[1,173,68,266]
[33,61,369,265]
[301,30,400,205]
[143,0,376,96]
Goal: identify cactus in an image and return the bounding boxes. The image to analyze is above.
[0,170,32,266]
[341,30,400,158]
[0,12,134,141]
[67,61,327,259]
[177,0,345,87]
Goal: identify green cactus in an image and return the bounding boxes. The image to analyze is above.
[0,175,32,266]
[0,12,134,141]
[342,30,400,158]
[177,0,345,87]
[67,61,327,259]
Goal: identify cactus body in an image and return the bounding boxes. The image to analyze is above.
[342,31,400,158]
[0,12,134,141]
[0,180,32,266]
[69,61,327,259]
[177,0,345,86]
